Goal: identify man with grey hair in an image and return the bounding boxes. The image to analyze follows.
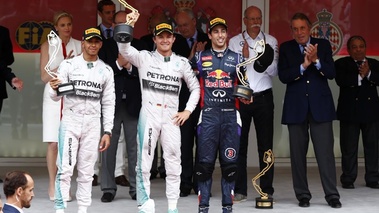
[229,5,278,202]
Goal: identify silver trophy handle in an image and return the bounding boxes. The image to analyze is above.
[44,30,60,78]
[235,39,266,86]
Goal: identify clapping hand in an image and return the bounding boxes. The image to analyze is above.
[303,43,318,69]
[359,61,370,78]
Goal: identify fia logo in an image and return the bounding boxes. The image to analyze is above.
[16,21,54,51]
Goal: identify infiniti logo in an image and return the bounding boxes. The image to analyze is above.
[212,89,226,97]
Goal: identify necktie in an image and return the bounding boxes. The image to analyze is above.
[62,42,67,59]
[301,45,307,55]
[189,37,194,49]
[106,28,112,39]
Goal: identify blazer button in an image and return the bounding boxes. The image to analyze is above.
[307,80,310,83]
[368,97,371,100]
[306,93,308,96]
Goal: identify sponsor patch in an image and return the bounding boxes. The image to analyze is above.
[225,148,236,159]
[202,61,212,67]
[202,56,212,61]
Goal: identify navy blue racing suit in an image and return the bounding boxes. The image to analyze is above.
[192,48,243,208]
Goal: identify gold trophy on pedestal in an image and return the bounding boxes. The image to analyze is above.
[113,0,138,43]
[252,149,274,209]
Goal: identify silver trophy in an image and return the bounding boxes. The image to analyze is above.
[45,30,75,96]
[233,39,266,100]
[113,0,138,43]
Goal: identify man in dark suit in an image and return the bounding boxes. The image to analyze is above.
[174,8,211,197]
[278,13,341,208]
[94,0,127,187]
[0,25,23,115]
[99,10,148,202]
[0,25,23,155]
[0,25,23,183]
[97,0,116,40]
[2,171,34,213]
[335,35,379,189]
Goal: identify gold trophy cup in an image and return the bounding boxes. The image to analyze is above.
[252,149,275,209]
[233,39,265,100]
[45,30,75,96]
[113,0,138,43]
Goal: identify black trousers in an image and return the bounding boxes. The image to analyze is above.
[180,105,200,192]
[235,89,274,196]
[340,120,379,185]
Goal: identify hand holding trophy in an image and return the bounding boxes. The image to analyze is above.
[114,0,139,43]
[45,30,75,96]
[233,39,266,100]
[252,149,275,208]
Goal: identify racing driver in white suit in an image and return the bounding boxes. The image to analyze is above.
[49,27,115,213]
[117,12,200,213]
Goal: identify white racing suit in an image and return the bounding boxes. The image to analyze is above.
[118,43,200,212]
[50,54,115,211]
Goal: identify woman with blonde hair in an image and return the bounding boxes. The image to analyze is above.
[39,10,81,201]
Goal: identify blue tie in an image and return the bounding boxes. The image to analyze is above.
[106,29,112,39]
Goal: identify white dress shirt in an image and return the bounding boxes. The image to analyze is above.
[229,31,278,92]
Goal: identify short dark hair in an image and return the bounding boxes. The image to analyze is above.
[347,35,366,50]
[97,0,115,13]
[291,12,312,27]
[3,171,29,198]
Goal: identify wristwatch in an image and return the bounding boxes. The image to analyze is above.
[104,131,112,137]
[313,58,320,64]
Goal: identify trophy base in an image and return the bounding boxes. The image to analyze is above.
[255,197,273,209]
[114,24,133,43]
[233,85,253,100]
[57,82,76,96]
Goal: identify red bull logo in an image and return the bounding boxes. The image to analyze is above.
[207,69,230,80]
